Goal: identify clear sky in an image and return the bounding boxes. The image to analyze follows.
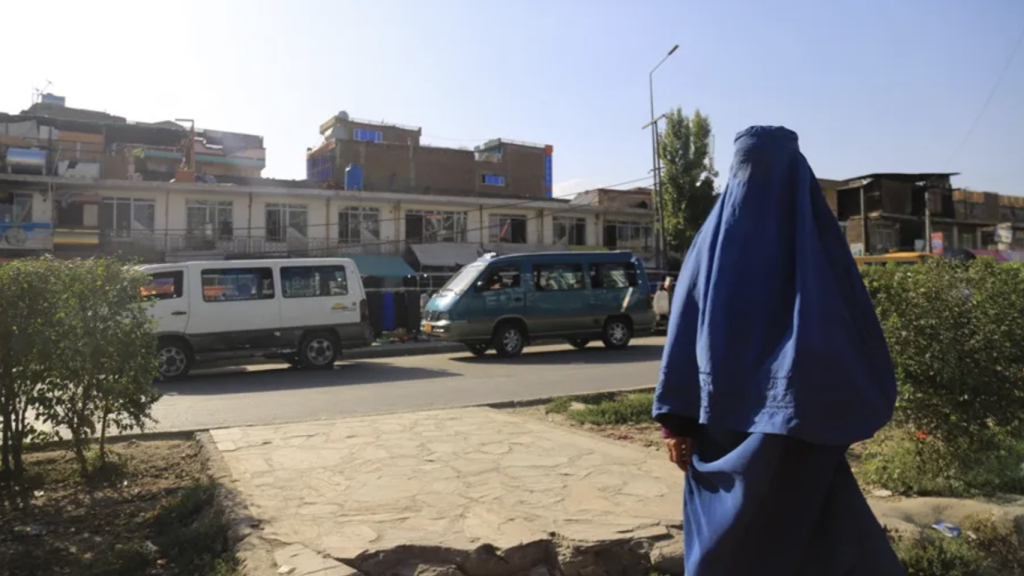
[4,0,1022,197]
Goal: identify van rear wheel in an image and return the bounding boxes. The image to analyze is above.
[156,337,193,381]
[601,318,632,350]
[493,323,526,358]
[299,332,339,369]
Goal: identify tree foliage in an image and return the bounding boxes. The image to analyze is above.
[860,258,1024,495]
[658,108,718,255]
[0,257,159,479]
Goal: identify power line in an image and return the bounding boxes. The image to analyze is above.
[946,24,1024,167]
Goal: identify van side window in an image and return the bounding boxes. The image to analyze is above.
[201,268,275,302]
[281,265,349,298]
[480,265,520,291]
[590,263,638,289]
[534,263,585,291]
[141,271,183,300]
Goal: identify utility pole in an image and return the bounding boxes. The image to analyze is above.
[648,45,678,272]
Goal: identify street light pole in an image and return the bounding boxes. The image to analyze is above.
[648,44,678,272]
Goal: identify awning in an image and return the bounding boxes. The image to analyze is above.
[345,254,416,278]
[410,243,485,268]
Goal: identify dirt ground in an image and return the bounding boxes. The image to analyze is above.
[510,404,666,451]
[0,439,211,576]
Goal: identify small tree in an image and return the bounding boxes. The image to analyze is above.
[658,108,718,255]
[1,257,159,478]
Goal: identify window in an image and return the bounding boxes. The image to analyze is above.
[201,268,275,302]
[534,263,585,292]
[603,220,652,249]
[0,192,32,225]
[353,128,383,142]
[553,217,587,246]
[479,265,521,291]
[489,214,527,244]
[141,271,184,300]
[481,174,506,187]
[589,262,638,289]
[187,199,233,240]
[281,265,349,298]
[99,197,155,236]
[960,233,975,250]
[405,210,467,243]
[339,206,381,244]
[265,203,308,242]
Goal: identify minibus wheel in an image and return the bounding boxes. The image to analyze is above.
[156,337,193,381]
[602,318,633,350]
[299,332,339,369]
[493,322,526,358]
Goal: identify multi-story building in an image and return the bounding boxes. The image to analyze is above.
[0,173,655,271]
[835,173,1024,254]
[306,112,554,198]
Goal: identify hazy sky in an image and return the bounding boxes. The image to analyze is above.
[4,0,1022,197]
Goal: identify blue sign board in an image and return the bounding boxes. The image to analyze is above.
[544,153,553,197]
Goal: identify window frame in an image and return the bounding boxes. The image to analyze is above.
[100,197,156,237]
[338,206,381,244]
[477,264,522,292]
[405,210,468,243]
[553,216,587,246]
[142,270,184,300]
[589,262,638,290]
[186,199,233,241]
[280,265,350,299]
[488,214,528,244]
[265,203,309,242]
[533,262,586,292]
[200,267,276,303]
[481,174,506,187]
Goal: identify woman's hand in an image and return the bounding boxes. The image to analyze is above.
[665,436,693,473]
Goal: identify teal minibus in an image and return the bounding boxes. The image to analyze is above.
[421,251,655,357]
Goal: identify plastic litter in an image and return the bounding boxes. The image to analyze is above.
[931,521,961,538]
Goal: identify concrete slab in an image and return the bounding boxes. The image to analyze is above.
[212,408,683,566]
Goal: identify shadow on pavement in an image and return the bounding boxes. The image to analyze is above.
[157,361,456,396]
[449,343,664,366]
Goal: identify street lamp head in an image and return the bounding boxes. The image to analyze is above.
[668,45,679,56]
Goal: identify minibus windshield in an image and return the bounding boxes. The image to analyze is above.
[439,262,486,295]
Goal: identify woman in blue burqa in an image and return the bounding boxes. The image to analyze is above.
[653,126,904,575]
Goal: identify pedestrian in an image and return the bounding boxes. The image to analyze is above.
[653,126,903,575]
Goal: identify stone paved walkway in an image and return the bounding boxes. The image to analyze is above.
[211,408,683,565]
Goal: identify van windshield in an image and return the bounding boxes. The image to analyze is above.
[439,262,486,295]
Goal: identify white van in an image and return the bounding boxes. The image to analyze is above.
[140,258,372,380]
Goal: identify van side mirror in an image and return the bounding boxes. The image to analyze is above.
[474,280,487,292]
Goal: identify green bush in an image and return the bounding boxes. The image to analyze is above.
[0,257,160,479]
[893,516,1024,576]
[567,392,656,426]
[861,259,1024,495]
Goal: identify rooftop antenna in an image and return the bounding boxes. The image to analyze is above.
[31,80,54,105]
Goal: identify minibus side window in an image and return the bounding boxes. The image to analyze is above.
[534,263,584,291]
[281,265,349,298]
[589,262,638,289]
[478,265,521,291]
[201,268,275,302]
[141,271,183,300]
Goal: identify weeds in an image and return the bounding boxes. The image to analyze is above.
[566,392,656,426]
[893,516,1024,576]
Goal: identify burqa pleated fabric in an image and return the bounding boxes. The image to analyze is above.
[653,126,904,575]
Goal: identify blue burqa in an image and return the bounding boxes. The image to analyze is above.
[653,126,904,575]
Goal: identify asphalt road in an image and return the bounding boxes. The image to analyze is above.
[152,336,666,432]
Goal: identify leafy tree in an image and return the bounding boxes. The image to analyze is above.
[0,257,159,479]
[658,108,718,254]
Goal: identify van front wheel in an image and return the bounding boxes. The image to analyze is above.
[493,323,526,358]
[299,332,339,369]
[602,318,632,350]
